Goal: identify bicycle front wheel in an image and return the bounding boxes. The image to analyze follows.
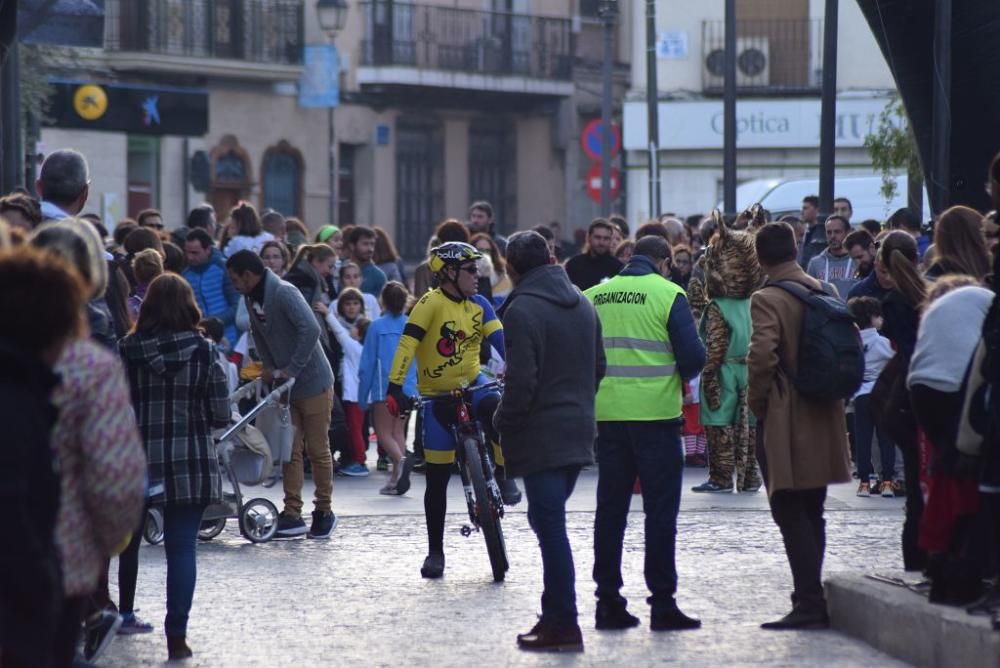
[463,436,507,582]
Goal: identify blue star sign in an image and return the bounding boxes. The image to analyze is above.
[143,96,161,127]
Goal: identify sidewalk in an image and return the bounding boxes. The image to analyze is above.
[99,462,912,667]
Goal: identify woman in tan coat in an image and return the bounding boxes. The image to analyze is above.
[747,222,851,631]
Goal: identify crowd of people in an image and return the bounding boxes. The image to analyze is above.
[1,145,999,664]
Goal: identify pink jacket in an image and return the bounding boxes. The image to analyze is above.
[52,339,146,597]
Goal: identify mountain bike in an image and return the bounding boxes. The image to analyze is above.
[418,381,509,582]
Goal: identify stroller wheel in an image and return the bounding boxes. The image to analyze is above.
[143,508,164,545]
[239,498,279,543]
[197,518,227,541]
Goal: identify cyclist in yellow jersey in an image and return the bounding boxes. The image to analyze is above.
[386,241,521,579]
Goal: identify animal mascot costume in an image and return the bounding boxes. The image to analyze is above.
[692,209,763,493]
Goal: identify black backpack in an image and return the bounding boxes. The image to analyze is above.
[767,280,864,401]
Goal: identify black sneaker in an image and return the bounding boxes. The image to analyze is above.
[83,609,122,661]
[307,510,337,539]
[421,552,445,578]
[690,480,734,493]
[595,601,640,630]
[500,477,522,505]
[394,454,414,496]
[275,511,307,538]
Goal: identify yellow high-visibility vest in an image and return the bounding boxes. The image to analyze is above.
[584,273,683,421]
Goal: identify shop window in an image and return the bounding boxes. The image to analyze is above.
[338,144,356,226]
[127,136,160,218]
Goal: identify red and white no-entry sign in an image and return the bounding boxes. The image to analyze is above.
[585,163,620,204]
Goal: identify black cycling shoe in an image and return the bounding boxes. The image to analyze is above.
[421,552,445,579]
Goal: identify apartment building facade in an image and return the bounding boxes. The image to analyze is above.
[622,0,897,224]
[36,0,630,257]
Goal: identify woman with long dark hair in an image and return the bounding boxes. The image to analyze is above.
[925,205,991,282]
[119,273,230,660]
[870,230,927,571]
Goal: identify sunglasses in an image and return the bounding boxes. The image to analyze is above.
[459,264,479,275]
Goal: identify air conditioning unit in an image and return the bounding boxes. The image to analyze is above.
[704,37,770,89]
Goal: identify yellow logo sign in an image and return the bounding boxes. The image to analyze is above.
[73,85,108,121]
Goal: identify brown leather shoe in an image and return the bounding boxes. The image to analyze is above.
[516,620,584,652]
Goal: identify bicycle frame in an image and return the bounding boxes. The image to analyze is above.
[420,383,505,531]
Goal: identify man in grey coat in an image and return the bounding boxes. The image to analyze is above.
[495,231,605,652]
[226,250,338,540]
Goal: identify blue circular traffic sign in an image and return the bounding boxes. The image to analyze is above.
[581,119,621,161]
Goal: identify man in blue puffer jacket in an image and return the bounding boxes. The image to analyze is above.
[183,229,239,346]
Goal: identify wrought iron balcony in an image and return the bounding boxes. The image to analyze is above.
[104,0,304,66]
[701,19,823,95]
[359,1,572,82]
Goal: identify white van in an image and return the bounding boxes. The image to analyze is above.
[718,175,931,224]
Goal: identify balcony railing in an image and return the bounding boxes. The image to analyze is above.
[701,19,823,94]
[104,0,304,65]
[360,1,572,81]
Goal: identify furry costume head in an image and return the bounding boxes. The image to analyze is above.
[703,209,762,299]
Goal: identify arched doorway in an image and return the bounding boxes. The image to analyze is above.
[261,140,304,217]
[208,135,253,219]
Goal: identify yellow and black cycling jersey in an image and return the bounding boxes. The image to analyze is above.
[389,288,504,395]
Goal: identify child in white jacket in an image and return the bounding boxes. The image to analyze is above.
[848,296,896,498]
[319,288,370,477]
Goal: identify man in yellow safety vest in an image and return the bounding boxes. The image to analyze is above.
[584,235,706,632]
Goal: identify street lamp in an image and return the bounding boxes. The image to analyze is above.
[316,0,349,35]
[316,0,348,226]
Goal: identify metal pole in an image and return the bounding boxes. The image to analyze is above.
[1,39,23,194]
[645,0,660,218]
[600,3,614,217]
[818,0,839,217]
[723,0,736,215]
[329,105,337,224]
[930,0,951,214]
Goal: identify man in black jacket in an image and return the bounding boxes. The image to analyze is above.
[495,231,605,652]
[563,218,623,291]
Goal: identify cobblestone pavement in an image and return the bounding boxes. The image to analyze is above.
[100,467,911,667]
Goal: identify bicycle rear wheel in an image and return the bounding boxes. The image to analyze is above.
[463,436,507,582]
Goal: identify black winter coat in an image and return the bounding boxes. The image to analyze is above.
[495,264,605,477]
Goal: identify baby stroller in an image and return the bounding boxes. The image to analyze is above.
[143,378,295,545]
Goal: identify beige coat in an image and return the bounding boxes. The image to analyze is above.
[747,261,851,495]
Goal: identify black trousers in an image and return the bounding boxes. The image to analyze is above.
[757,418,829,611]
[768,487,829,612]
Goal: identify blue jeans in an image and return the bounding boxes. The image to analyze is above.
[853,394,896,480]
[593,420,684,614]
[163,504,206,637]
[523,466,582,626]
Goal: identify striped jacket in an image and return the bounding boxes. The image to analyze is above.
[120,331,230,507]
